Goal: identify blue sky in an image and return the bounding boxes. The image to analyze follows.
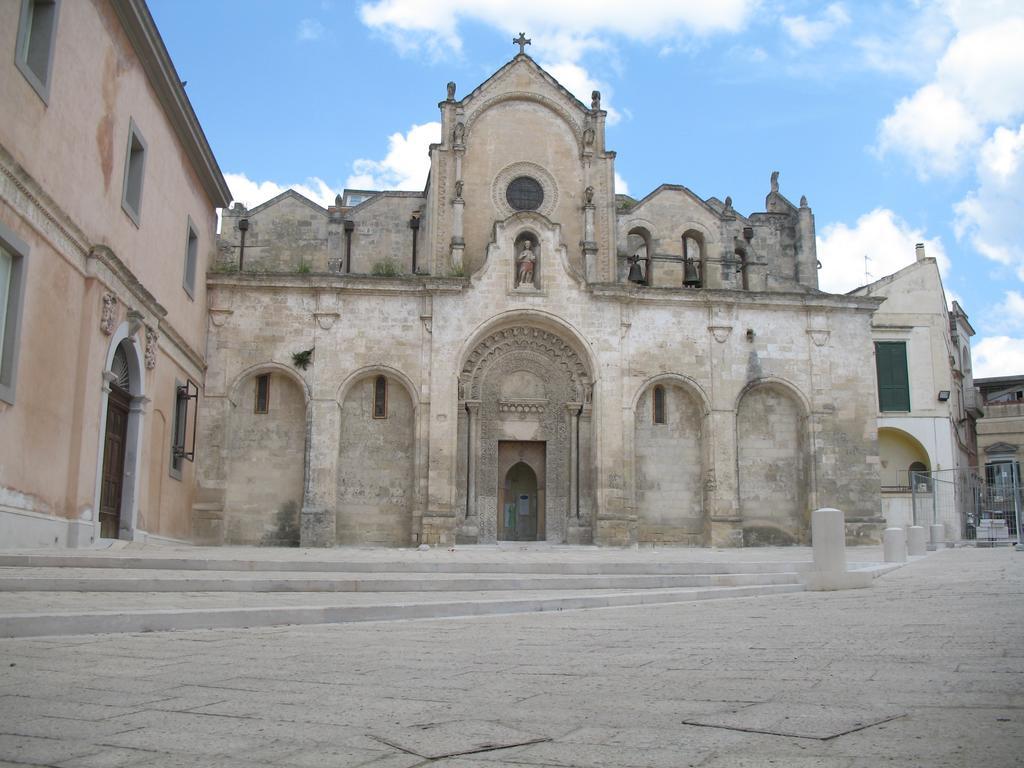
[149,0,1024,378]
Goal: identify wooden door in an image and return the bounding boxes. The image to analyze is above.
[99,386,130,539]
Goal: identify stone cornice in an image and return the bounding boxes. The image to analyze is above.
[587,282,883,313]
[109,0,230,208]
[207,272,467,296]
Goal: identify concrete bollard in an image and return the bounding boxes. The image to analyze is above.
[929,524,945,550]
[884,527,907,563]
[811,507,846,574]
[801,508,872,590]
[907,525,927,556]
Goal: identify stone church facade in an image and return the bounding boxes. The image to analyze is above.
[197,52,884,548]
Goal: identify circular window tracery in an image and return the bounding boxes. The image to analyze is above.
[506,177,544,211]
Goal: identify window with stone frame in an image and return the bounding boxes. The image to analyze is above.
[652,385,666,424]
[121,120,147,225]
[506,176,544,211]
[875,341,911,412]
[15,0,60,103]
[254,374,270,414]
[183,218,198,298]
[374,374,389,417]
[0,223,29,405]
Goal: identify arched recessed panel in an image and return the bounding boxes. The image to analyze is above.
[224,371,306,545]
[635,383,703,542]
[337,375,415,545]
[737,385,807,545]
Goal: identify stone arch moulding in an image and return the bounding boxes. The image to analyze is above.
[457,311,597,402]
[91,320,148,543]
[491,161,560,219]
[336,365,420,411]
[227,361,311,408]
[464,92,585,154]
[629,373,711,417]
[733,375,812,417]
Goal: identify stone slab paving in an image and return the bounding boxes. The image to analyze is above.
[0,547,1020,767]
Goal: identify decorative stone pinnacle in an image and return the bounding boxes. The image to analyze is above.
[513,32,531,54]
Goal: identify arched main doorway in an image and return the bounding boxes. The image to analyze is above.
[457,321,593,544]
[99,343,132,538]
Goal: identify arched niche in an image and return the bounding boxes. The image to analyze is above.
[626,226,652,285]
[223,369,307,545]
[634,380,706,544]
[878,427,931,489]
[337,372,416,545]
[682,230,705,288]
[736,382,809,545]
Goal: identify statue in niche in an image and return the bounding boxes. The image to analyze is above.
[452,121,465,145]
[454,179,464,200]
[583,127,595,147]
[515,239,537,288]
[446,81,456,100]
[591,90,601,110]
[584,186,594,205]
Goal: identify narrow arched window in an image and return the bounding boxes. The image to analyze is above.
[653,385,666,424]
[254,373,270,414]
[373,375,388,419]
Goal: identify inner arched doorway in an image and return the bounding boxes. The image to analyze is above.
[500,460,544,541]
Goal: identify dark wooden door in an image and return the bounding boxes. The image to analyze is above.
[99,386,130,539]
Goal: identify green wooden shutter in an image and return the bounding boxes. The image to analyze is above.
[876,342,910,411]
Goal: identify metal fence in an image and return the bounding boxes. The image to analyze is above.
[908,469,1022,546]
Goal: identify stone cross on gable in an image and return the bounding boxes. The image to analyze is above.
[513,32,531,54]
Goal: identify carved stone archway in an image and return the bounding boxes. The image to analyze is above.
[458,324,593,544]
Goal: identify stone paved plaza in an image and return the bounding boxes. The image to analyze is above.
[1,547,1022,767]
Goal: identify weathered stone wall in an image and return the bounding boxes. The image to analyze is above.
[634,384,703,543]
[220,195,329,273]
[336,375,415,545]
[737,384,807,545]
[223,372,306,545]
[347,195,425,275]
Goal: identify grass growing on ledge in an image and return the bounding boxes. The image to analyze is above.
[371,259,400,277]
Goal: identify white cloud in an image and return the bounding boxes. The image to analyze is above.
[990,291,1024,330]
[346,122,440,190]
[225,172,342,209]
[817,208,949,294]
[973,336,1024,378]
[358,0,758,54]
[781,3,850,48]
[541,60,620,124]
[614,172,630,196]
[876,84,983,178]
[874,11,1024,178]
[954,123,1024,277]
[358,0,758,126]
[297,18,326,41]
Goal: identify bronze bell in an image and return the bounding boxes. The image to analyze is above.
[683,258,701,287]
[627,255,645,284]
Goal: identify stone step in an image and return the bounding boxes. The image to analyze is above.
[0,583,805,638]
[0,553,815,576]
[0,569,801,593]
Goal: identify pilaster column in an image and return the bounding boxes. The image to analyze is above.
[300,398,340,547]
[583,203,598,282]
[566,403,582,522]
[465,400,481,520]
